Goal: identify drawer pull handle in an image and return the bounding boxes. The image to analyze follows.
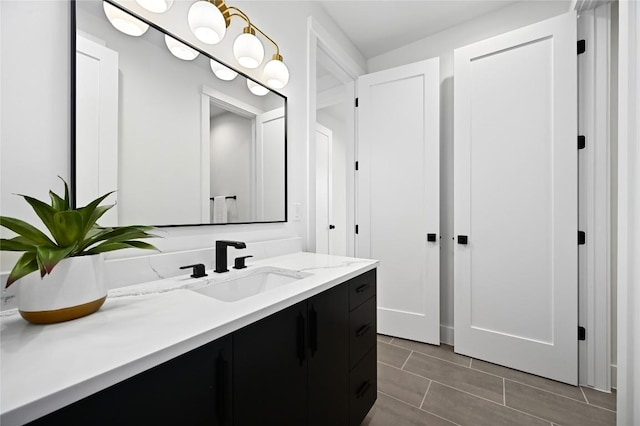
[356,323,372,337]
[356,380,372,399]
[355,283,371,293]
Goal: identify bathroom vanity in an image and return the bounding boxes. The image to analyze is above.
[0,253,377,426]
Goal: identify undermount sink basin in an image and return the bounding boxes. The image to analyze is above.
[191,267,311,302]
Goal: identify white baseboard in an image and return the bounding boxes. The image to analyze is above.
[611,364,617,389]
[440,324,454,346]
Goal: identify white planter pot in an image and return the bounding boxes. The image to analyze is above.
[18,254,106,324]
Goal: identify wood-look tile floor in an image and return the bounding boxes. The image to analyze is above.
[362,335,616,426]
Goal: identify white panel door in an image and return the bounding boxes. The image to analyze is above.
[76,36,118,225]
[357,58,440,344]
[454,12,578,384]
[256,108,285,221]
[315,123,333,255]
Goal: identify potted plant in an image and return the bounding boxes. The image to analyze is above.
[0,178,158,324]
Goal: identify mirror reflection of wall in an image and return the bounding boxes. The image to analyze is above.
[75,1,286,227]
[315,47,353,256]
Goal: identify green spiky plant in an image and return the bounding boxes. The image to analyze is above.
[0,178,158,288]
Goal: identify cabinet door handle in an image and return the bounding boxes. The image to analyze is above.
[309,306,318,357]
[356,380,372,399]
[297,312,306,366]
[355,283,371,293]
[356,323,372,337]
[215,352,228,424]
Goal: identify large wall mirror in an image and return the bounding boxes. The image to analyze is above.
[73,0,287,226]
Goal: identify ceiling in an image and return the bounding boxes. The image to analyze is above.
[318,0,524,59]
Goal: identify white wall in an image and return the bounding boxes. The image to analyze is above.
[367,0,570,340]
[0,1,363,277]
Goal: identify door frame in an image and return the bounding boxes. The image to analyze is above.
[307,17,365,255]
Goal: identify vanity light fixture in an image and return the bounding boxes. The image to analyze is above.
[165,35,199,61]
[103,2,149,36]
[247,79,269,96]
[233,27,264,69]
[210,59,238,81]
[188,0,290,88]
[135,0,174,14]
[188,0,227,45]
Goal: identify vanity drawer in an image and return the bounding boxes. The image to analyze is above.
[349,269,376,311]
[349,297,376,369]
[349,347,377,426]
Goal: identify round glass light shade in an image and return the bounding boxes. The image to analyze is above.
[247,80,269,96]
[135,0,174,13]
[233,32,264,69]
[103,2,149,37]
[188,1,226,45]
[164,35,199,61]
[263,58,290,89]
[210,59,238,81]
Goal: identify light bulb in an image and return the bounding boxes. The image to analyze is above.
[165,35,199,61]
[135,0,174,13]
[233,29,264,69]
[210,59,238,81]
[247,80,269,96]
[188,1,227,45]
[103,2,149,37]
[263,55,289,89]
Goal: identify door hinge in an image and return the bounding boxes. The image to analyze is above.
[355,161,359,171]
[578,231,586,245]
[355,225,359,234]
[578,135,586,150]
[355,98,359,107]
[577,40,586,55]
[578,326,586,341]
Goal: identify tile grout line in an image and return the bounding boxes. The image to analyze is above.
[466,364,596,405]
[504,378,617,413]
[503,378,506,406]
[419,380,432,409]
[377,390,462,426]
[580,386,590,404]
[424,380,556,425]
[400,350,413,370]
[383,340,471,368]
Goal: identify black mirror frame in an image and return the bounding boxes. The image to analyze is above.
[70,0,288,226]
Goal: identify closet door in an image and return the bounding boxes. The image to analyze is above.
[454,12,578,384]
[357,58,440,344]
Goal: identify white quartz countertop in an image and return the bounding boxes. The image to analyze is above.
[0,252,378,426]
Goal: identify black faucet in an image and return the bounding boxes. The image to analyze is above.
[215,240,247,273]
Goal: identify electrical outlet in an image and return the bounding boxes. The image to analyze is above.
[292,202,302,221]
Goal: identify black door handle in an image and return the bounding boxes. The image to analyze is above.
[329,224,335,230]
[457,235,468,245]
[356,380,372,399]
[356,323,372,337]
[427,233,437,242]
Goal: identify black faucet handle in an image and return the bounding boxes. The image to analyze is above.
[180,264,208,278]
[233,255,253,270]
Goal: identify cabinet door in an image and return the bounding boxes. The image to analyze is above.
[308,284,349,426]
[233,301,308,426]
[29,335,233,426]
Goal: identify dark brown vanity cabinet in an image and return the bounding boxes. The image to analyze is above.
[28,269,376,426]
[347,269,377,425]
[233,283,349,426]
[29,335,233,426]
[233,269,377,426]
